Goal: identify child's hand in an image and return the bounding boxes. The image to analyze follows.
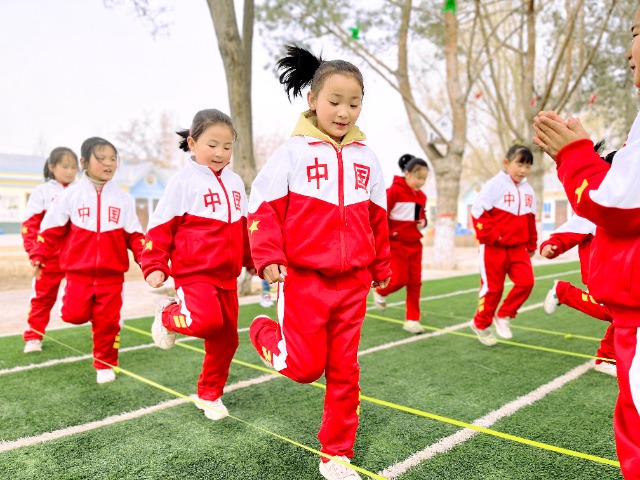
[372,277,390,289]
[533,111,590,159]
[32,261,43,280]
[540,244,557,258]
[146,270,166,288]
[416,219,426,229]
[263,264,287,283]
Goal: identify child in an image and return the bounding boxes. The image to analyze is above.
[21,147,79,353]
[373,153,428,334]
[469,145,537,346]
[533,9,640,475]
[142,109,254,421]
[247,46,391,480]
[30,137,144,384]
[540,214,616,376]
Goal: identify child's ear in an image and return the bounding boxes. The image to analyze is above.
[80,157,87,170]
[186,136,196,152]
[307,90,316,111]
[503,158,509,169]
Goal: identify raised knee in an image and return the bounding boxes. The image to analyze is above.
[291,364,325,384]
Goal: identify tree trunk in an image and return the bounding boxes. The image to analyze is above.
[207,0,257,191]
[432,152,462,270]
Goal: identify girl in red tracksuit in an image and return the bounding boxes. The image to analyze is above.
[248,46,391,480]
[22,147,78,353]
[30,137,144,384]
[470,145,537,346]
[540,214,616,375]
[534,12,640,472]
[374,153,429,334]
[142,109,254,422]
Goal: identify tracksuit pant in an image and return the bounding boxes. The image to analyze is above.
[613,326,640,479]
[24,268,65,342]
[161,281,239,402]
[555,281,615,363]
[375,240,423,321]
[249,267,371,460]
[473,244,534,330]
[60,278,123,371]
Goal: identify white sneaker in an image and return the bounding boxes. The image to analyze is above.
[544,280,561,314]
[373,292,386,310]
[319,456,362,480]
[470,322,497,346]
[152,297,177,350]
[493,316,513,339]
[403,320,426,334]
[194,395,229,421]
[594,362,617,377]
[259,293,274,308]
[24,339,43,353]
[96,368,116,384]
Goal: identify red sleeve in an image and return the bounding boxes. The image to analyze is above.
[555,139,640,235]
[126,231,145,266]
[30,224,69,266]
[242,217,255,271]
[22,212,44,256]
[368,201,392,282]
[248,196,289,278]
[539,231,588,257]
[471,210,501,245]
[526,213,537,252]
[142,217,181,280]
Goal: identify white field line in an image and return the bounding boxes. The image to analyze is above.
[0,373,279,453]
[379,361,594,479]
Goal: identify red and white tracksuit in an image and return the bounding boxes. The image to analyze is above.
[555,112,640,478]
[539,215,615,363]
[248,111,391,460]
[142,160,254,402]
[471,171,537,329]
[21,179,70,342]
[375,175,427,321]
[30,175,144,370]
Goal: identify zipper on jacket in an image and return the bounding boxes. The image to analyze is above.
[214,171,233,268]
[515,182,521,216]
[336,146,346,271]
[95,186,101,284]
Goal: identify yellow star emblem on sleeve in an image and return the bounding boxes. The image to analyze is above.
[145,240,153,250]
[475,222,483,231]
[37,235,45,243]
[140,238,146,246]
[22,226,28,234]
[575,179,588,204]
[249,220,260,235]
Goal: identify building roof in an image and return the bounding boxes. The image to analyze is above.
[0,153,46,175]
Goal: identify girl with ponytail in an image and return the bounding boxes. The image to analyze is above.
[142,108,254,420]
[248,45,391,480]
[21,147,78,353]
[373,154,429,335]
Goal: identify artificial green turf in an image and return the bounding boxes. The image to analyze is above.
[0,260,623,479]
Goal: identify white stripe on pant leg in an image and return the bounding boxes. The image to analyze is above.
[478,244,489,298]
[55,278,66,318]
[272,280,289,372]
[630,328,640,413]
[176,287,194,327]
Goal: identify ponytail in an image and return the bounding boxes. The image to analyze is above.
[398,153,428,173]
[277,45,322,101]
[177,129,190,152]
